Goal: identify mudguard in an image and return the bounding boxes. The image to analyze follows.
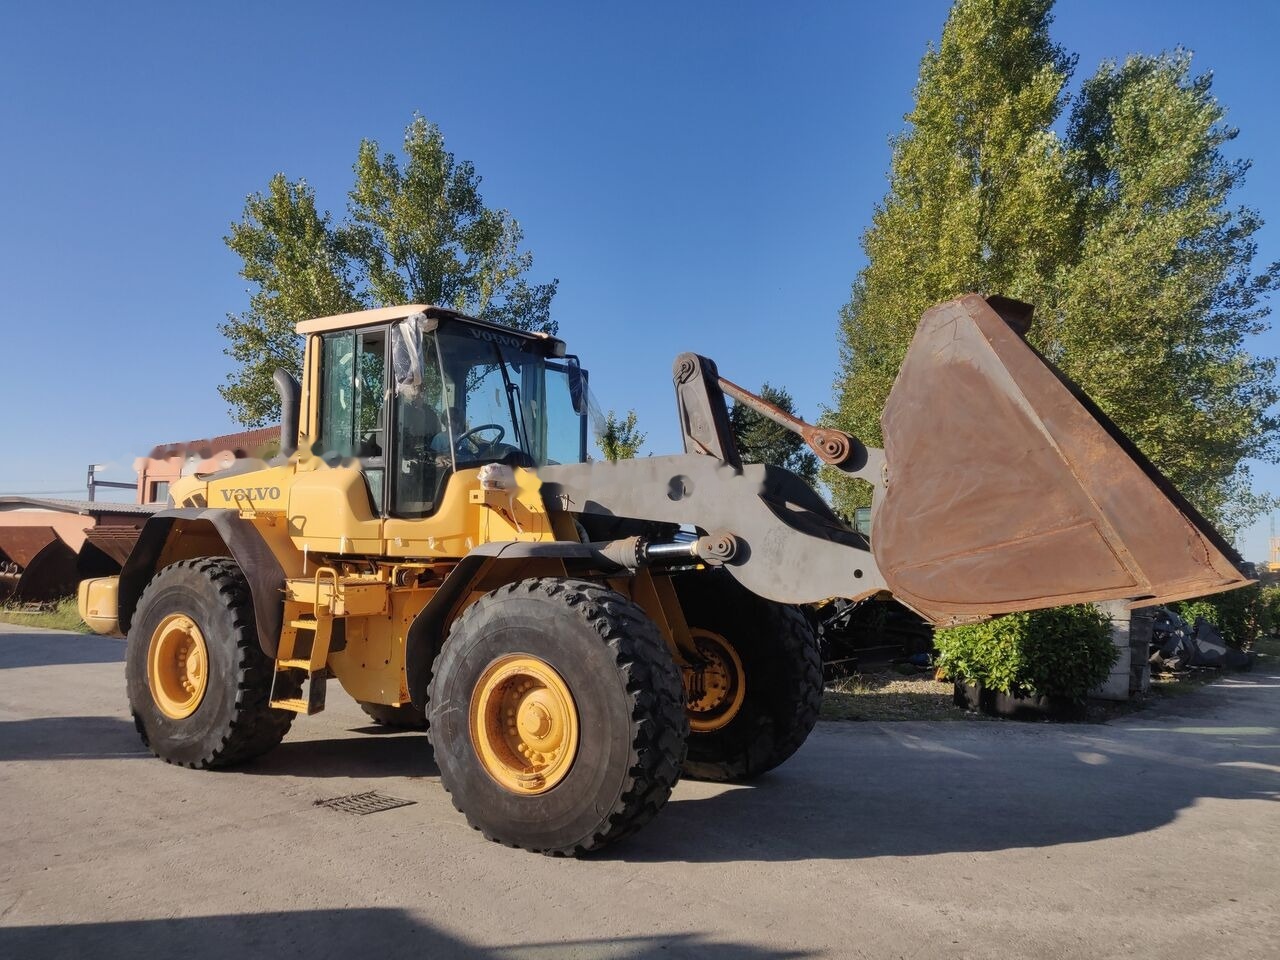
[117,509,287,655]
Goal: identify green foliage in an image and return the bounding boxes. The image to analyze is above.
[935,604,1117,699]
[1175,583,1268,649]
[825,0,1278,534]
[598,409,646,461]
[220,175,360,426]
[346,116,558,328]
[221,115,557,426]
[1261,586,1280,638]
[825,0,1075,511]
[1056,52,1279,530]
[728,383,819,485]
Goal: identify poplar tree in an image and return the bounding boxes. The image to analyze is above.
[826,0,1076,512]
[1057,52,1279,529]
[221,115,557,426]
[827,0,1278,532]
[219,176,360,426]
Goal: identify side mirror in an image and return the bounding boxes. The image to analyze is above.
[566,356,588,416]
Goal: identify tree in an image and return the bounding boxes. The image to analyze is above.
[1056,52,1279,530]
[728,383,819,485]
[598,410,646,461]
[221,115,558,426]
[219,176,361,426]
[826,0,1076,512]
[346,116,557,329]
[826,0,1278,534]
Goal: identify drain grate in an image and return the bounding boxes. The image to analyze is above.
[314,791,416,816]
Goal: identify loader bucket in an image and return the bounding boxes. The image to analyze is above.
[872,294,1250,624]
[0,526,80,603]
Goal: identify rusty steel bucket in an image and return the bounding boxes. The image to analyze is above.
[872,294,1250,624]
[0,526,80,603]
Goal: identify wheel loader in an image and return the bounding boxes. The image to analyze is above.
[78,294,1250,856]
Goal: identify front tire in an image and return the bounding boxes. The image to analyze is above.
[675,572,823,782]
[126,557,293,768]
[427,578,688,856]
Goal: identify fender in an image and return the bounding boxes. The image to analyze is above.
[118,509,287,656]
[404,540,633,708]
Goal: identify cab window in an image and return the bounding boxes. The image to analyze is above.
[390,329,450,518]
[318,328,387,508]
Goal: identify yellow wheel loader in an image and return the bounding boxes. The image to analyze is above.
[79,295,1249,855]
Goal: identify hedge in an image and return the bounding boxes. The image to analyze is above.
[936,604,1118,701]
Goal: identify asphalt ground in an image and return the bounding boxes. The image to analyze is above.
[1,622,1278,959]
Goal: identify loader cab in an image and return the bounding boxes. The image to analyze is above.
[300,305,589,520]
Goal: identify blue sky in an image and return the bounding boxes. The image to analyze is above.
[1,1,1277,560]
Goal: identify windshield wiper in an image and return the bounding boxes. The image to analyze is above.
[489,343,529,457]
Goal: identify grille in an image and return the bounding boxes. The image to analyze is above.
[313,791,415,815]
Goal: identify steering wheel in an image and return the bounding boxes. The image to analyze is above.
[455,423,506,455]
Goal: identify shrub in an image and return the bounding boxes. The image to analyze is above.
[1175,583,1267,649]
[1262,587,1280,638]
[935,605,1118,701]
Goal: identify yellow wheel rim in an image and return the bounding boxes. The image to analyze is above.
[469,655,580,795]
[683,629,746,733]
[147,613,209,720]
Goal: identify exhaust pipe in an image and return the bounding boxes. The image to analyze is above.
[273,369,300,458]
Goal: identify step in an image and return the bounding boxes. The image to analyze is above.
[270,670,326,715]
[270,698,314,715]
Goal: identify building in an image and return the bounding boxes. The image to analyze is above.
[133,426,280,504]
[1,426,278,603]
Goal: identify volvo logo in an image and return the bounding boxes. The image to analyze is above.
[467,327,525,350]
[220,486,281,503]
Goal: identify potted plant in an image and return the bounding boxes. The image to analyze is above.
[936,605,1118,720]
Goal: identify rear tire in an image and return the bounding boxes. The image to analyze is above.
[675,572,822,782]
[427,577,687,856]
[359,700,428,730]
[126,557,293,768]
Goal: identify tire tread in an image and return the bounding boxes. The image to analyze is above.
[682,589,823,782]
[428,577,688,856]
[130,557,293,768]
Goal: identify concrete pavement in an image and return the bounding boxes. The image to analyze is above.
[1,622,1277,959]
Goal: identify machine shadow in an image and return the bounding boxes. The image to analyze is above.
[0,716,147,762]
[0,909,815,960]
[0,714,435,773]
[0,629,124,669]
[620,708,1280,864]
[239,729,438,780]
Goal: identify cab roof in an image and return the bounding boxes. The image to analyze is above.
[296,304,565,358]
[297,303,436,334]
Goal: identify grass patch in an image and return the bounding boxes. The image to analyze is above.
[1149,671,1220,698]
[0,597,89,633]
[821,671,985,722]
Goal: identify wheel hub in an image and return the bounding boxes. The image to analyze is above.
[147,613,209,720]
[682,629,746,732]
[470,655,579,795]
